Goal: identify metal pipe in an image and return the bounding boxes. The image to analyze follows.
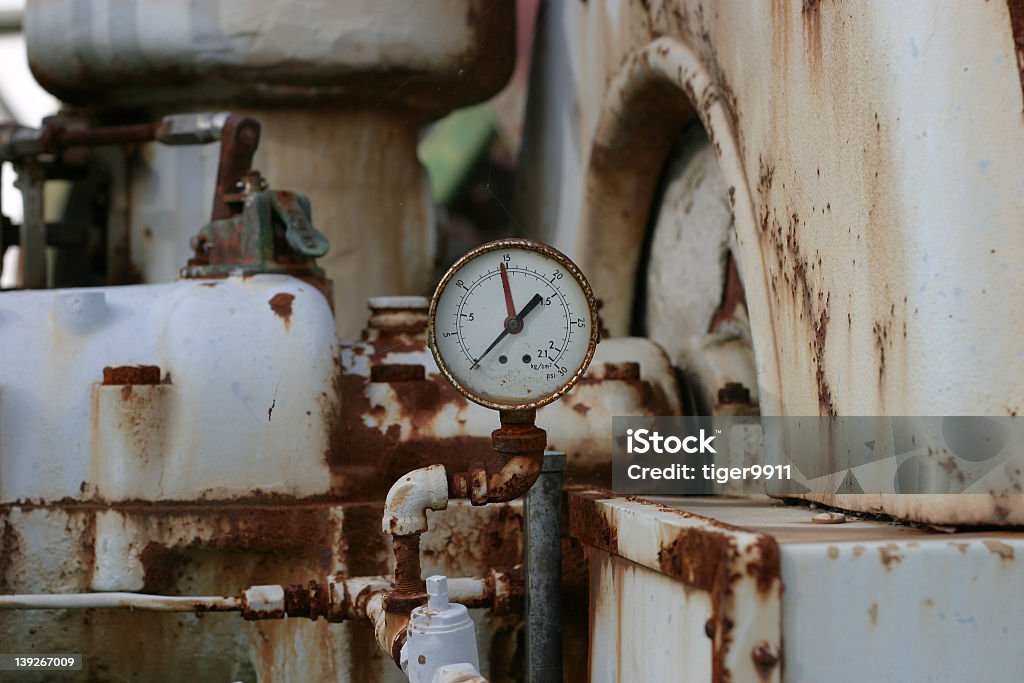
[0,569,521,621]
[449,409,547,505]
[524,451,566,683]
[382,464,450,536]
[0,592,241,612]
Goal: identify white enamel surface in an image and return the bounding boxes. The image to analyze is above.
[433,246,594,407]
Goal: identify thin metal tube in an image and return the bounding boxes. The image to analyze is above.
[0,592,242,612]
[524,451,566,683]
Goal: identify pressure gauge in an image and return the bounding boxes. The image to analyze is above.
[428,238,600,411]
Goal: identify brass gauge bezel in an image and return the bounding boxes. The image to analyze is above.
[427,238,601,412]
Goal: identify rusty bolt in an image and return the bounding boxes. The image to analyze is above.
[751,641,779,669]
[704,618,716,639]
[718,382,752,405]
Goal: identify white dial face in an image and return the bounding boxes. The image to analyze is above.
[430,241,598,409]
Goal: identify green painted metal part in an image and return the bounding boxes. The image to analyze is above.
[418,104,498,204]
[180,189,328,279]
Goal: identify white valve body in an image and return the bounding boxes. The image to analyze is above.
[401,576,480,683]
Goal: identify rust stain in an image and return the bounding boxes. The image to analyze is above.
[658,527,736,593]
[140,543,192,593]
[422,505,524,595]
[567,491,619,555]
[746,535,782,595]
[268,292,295,329]
[867,601,879,626]
[321,359,500,501]
[103,365,161,386]
[800,0,824,74]
[878,543,904,569]
[983,539,1015,561]
[708,250,749,333]
[340,503,391,577]
[1007,0,1024,112]
[601,362,640,381]
[370,364,427,383]
[827,545,839,559]
[0,515,20,593]
[751,640,779,680]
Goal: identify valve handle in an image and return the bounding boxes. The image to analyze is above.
[270,192,329,258]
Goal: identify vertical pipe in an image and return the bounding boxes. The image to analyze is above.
[524,450,566,683]
[13,160,46,288]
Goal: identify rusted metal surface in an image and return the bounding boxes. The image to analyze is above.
[576,495,1024,682]
[0,498,527,680]
[569,490,783,683]
[181,172,330,285]
[386,535,429,615]
[449,412,547,506]
[268,292,295,327]
[766,505,1024,681]
[1,119,159,159]
[521,0,1024,525]
[211,115,261,221]
[335,299,681,495]
[102,365,161,386]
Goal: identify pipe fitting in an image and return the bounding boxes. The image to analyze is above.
[368,591,410,666]
[242,584,286,620]
[386,534,430,614]
[382,464,450,536]
[450,417,547,505]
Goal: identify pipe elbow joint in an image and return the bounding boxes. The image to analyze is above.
[383,464,450,536]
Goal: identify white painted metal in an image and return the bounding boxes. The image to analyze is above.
[520,0,1024,524]
[0,592,242,611]
[644,124,758,412]
[243,586,286,617]
[0,275,338,502]
[402,576,481,683]
[431,663,488,683]
[575,494,782,683]
[579,495,1024,682]
[589,553,713,683]
[383,465,450,536]
[24,1,508,106]
[23,0,514,339]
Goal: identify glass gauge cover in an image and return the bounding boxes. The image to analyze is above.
[428,239,600,410]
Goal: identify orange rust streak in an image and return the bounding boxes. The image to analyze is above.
[268,292,295,329]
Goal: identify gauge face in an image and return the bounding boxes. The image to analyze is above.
[428,239,600,410]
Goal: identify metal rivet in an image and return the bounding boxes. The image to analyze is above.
[751,641,779,668]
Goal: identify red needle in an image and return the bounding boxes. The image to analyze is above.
[499,263,516,321]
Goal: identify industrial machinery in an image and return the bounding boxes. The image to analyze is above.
[1,1,1023,681]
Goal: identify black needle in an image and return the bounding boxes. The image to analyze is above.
[471,293,544,369]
